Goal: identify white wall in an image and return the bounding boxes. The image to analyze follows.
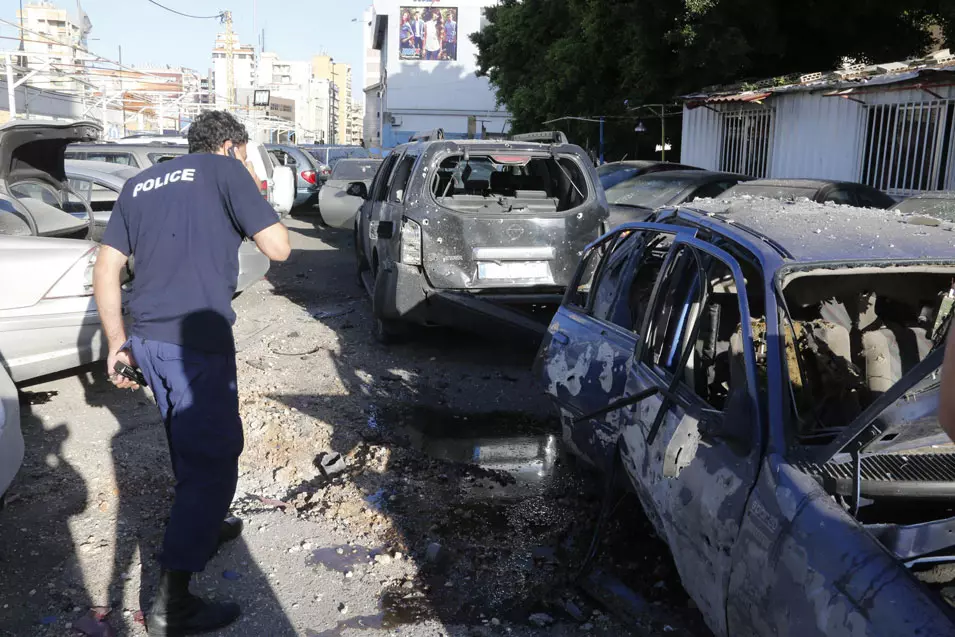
[681,86,955,184]
[371,0,508,145]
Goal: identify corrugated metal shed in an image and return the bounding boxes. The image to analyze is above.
[681,53,955,194]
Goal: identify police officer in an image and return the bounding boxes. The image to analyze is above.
[93,111,290,635]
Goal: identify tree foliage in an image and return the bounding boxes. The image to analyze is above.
[471,0,955,153]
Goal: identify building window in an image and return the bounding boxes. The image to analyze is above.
[860,100,955,196]
[717,105,775,178]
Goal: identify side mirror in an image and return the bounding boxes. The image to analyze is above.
[346,182,368,199]
[377,221,395,240]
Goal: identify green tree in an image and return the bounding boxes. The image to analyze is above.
[472,0,953,158]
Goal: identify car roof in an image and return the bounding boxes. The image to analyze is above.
[393,139,587,155]
[601,160,695,169]
[679,198,955,264]
[617,169,747,184]
[65,159,138,185]
[69,143,186,152]
[732,178,852,191]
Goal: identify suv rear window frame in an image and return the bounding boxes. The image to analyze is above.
[424,149,594,216]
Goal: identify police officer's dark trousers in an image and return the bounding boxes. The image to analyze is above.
[129,336,244,572]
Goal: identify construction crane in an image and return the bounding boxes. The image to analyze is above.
[221,10,234,109]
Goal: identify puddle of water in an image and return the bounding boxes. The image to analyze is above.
[306,587,434,636]
[306,545,382,573]
[378,404,562,498]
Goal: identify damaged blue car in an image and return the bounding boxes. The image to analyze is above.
[537,198,955,636]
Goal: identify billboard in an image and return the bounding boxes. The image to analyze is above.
[399,6,458,61]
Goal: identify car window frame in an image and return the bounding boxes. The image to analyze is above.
[370,153,400,203]
[634,236,762,440]
[387,150,420,204]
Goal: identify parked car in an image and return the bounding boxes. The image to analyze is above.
[0,234,107,383]
[604,169,751,227]
[597,160,701,191]
[1,120,101,240]
[319,158,383,229]
[303,145,372,185]
[0,363,23,504]
[265,143,323,208]
[892,191,955,218]
[247,141,294,217]
[65,160,140,241]
[352,136,608,343]
[63,160,270,295]
[65,142,187,169]
[720,178,896,208]
[537,198,955,636]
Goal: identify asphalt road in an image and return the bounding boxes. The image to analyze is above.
[0,216,709,637]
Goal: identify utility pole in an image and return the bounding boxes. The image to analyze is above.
[119,45,127,136]
[222,10,235,110]
[5,55,16,119]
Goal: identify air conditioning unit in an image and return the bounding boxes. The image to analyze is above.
[388,114,402,126]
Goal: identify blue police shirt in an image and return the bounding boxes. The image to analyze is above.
[101,153,279,354]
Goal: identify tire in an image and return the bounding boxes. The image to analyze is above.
[370,265,408,345]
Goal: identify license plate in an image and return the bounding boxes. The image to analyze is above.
[477,261,550,280]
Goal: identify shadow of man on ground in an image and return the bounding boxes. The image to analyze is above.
[72,309,298,635]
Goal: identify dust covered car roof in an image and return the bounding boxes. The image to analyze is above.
[681,198,955,264]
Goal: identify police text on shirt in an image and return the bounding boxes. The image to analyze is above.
[132,168,196,198]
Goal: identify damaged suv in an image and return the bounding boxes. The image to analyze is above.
[538,199,955,636]
[350,135,608,342]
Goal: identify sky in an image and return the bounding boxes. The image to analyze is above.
[1,0,368,86]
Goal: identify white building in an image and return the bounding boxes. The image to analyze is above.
[257,53,315,142]
[363,0,509,148]
[15,1,90,92]
[681,50,955,198]
[309,78,333,144]
[211,32,255,107]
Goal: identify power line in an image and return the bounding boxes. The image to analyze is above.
[143,0,223,20]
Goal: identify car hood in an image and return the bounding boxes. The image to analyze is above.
[0,120,101,185]
[0,235,97,310]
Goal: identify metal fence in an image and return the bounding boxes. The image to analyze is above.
[861,100,955,197]
[717,106,775,178]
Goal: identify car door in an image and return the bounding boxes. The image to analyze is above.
[374,149,420,270]
[619,237,762,636]
[358,153,400,267]
[539,224,694,470]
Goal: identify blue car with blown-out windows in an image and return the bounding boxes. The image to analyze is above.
[536,197,955,636]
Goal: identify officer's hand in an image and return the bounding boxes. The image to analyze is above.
[107,348,140,390]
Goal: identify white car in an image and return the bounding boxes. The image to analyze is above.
[0,235,107,383]
[0,363,23,503]
[247,142,294,217]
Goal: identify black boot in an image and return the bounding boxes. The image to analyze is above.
[217,517,243,548]
[146,569,241,636]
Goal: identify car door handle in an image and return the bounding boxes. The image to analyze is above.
[552,332,570,346]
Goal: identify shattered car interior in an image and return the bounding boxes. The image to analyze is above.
[430,152,590,215]
[538,199,955,635]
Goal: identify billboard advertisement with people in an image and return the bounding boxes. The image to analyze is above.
[399,6,458,61]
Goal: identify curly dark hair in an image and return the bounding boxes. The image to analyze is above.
[187,110,249,154]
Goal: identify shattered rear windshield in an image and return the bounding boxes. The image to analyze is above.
[605,175,700,208]
[430,153,589,213]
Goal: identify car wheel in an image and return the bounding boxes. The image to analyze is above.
[371,264,407,345]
